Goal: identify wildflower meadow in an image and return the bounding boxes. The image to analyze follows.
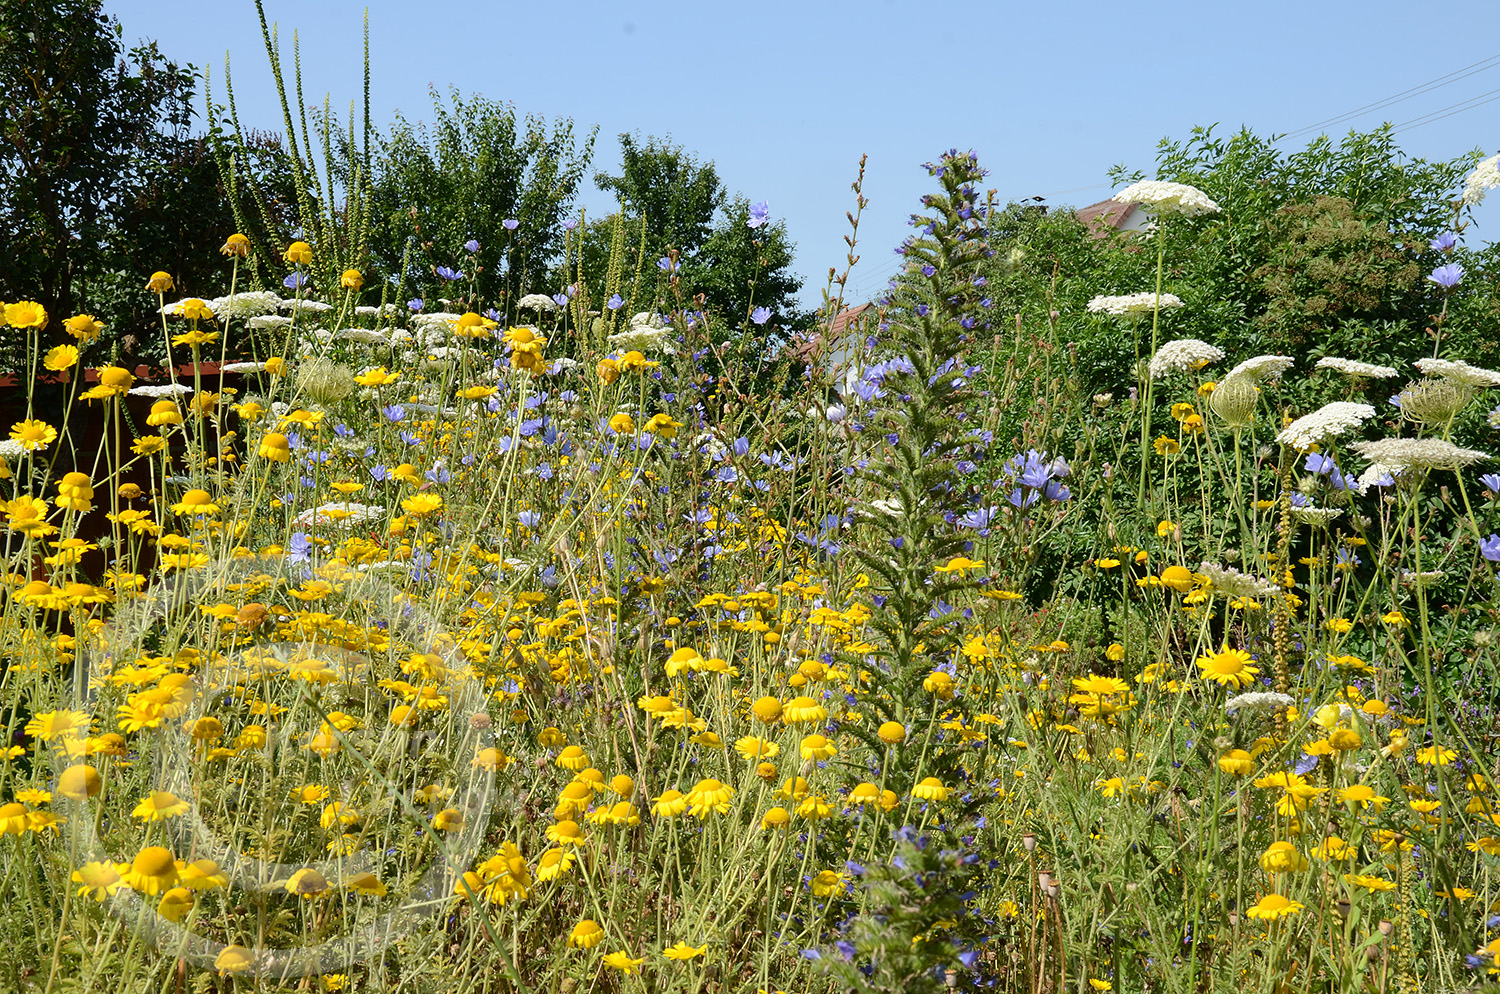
[6,9,1500,994]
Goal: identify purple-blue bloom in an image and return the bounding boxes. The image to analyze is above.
[552,292,569,307]
[750,306,771,325]
[747,200,770,229]
[435,266,463,282]
[1304,452,1337,476]
[502,218,519,231]
[1482,534,1500,563]
[1480,473,1500,493]
[657,256,677,272]
[283,272,308,290]
[408,298,424,312]
[464,239,480,254]
[1428,263,1464,288]
[606,293,624,310]
[1430,231,1458,251]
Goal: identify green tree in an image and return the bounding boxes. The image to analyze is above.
[594,133,722,258]
[580,134,805,331]
[0,0,215,363]
[365,89,597,317]
[945,125,1492,400]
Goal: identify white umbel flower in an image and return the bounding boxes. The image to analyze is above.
[1316,356,1398,379]
[1112,180,1220,216]
[128,383,193,398]
[1350,437,1490,470]
[248,315,294,331]
[210,291,281,318]
[0,439,26,458]
[1462,153,1500,207]
[516,293,558,313]
[1198,562,1281,599]
[1354,462,1399,493]
[412,312,463,333]
[1225,355,1294,383]
[293,502,385,528]
[1148,338,1224,379]
[279,298,333,314]
[1275,401,1376,450]
[1224,691,1294,716]
[1412,357,1500,388]
[1087,292,1184,320]
[337,328,389,345]
[608,325,675,354]
[1291,505,1343,525]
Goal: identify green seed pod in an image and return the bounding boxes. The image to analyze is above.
[1208,374,1258,427]
[297,359,356,406]
[1397,377,1472,425]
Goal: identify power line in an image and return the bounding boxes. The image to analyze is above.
[1279,51,1500,142]
[1390,85,1500,135]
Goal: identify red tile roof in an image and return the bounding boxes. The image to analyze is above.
[791,303,876,362]
[1075,198,1142,238]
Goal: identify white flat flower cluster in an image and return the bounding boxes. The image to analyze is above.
[412,312,463,334]
[1224,691,1294,716]
[210,291,280,318]
[219,361,269,374]
[1350,437,1490,470]
[278,298,333,314]
[353,303,401,318]
[1147,338,1224,379]
[609,311,676,355]
[1315,356,1398,379]
[247,314,294,330]
[516,293,558,312]
[1463,153,1500,207]
[127,383,193,398]
[1112,180,1221,216]
[1412,357,1500,388]
[1087,292,1184,319]
[1291,506,1343,525]
[292,502,386,528]
[338,328,390,346]
[1225,355,1294,383]
[1274,401,1376,450]
[157,298,212,318]
[1355,462,1399,493]
[1198,562,1281,599]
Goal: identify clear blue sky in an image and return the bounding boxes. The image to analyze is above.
[106,0,1499,310]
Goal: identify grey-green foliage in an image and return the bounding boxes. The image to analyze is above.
[844,150,990,780]
[366,88,598,317]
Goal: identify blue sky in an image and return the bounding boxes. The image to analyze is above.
[107,0,1499,311]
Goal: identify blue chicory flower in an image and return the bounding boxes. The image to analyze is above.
[747,200,770,229]
[1481,534,1500,563]
[464,239,480,253]
[1428,262,1464,288]
[751,306,771,325]
[1430,231,1458,251]
[502,218,519,230]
